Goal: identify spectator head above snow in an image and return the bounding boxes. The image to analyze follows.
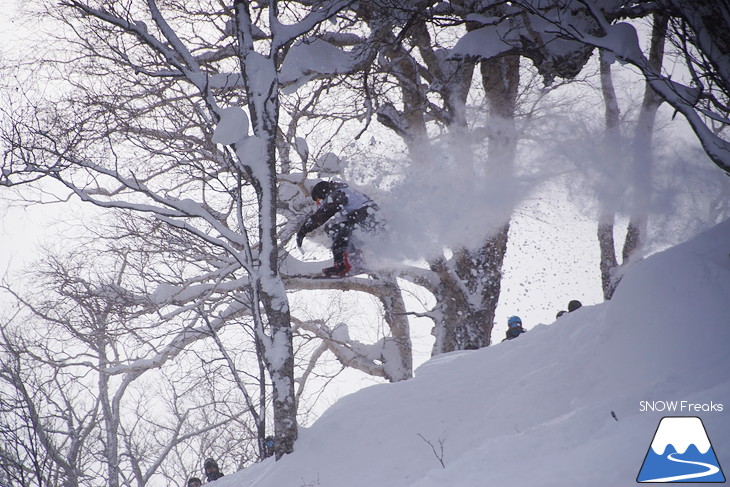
[204,458,218,470]
[508,316,522,328]
[568,300,583,312]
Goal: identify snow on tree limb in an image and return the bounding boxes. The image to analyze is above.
[547,7,730,174]
[450,2,596,82]
[270,0,357,51]
[279,39,357,93]
[61,0,228,121]
[296,320,390,379]
[54,158,251,253]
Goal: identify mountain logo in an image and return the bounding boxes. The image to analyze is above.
[637,416,725,483]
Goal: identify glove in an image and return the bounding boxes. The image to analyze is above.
[296,229,306,248]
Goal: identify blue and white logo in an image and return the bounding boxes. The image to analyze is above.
[637,416,725,483]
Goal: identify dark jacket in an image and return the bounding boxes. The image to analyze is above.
[503,326,526,341]
[206,471,224,482]
[299,182,376,236]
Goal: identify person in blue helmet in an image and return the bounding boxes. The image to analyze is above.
[503,315,526,341]
[263,436,275,459]
[296,180,380,277]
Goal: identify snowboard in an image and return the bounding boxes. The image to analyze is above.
[286,268,370,279]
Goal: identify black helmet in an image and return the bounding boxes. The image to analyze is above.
[568,300,582,312]
[204,458,218,469]
[311,181,331,201]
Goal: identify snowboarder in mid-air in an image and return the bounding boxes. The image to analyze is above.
[296,180,380,277]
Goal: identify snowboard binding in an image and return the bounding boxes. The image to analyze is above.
[322,249,364,277]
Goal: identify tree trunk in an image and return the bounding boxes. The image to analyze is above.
[257,142,297,458]
[623,13,668,262]
[98,346,121,487]
[378,275,413,381]
[597,49,621,300]
[597,213,619,299]
[597,15,667,299]
[428,55,519,355]
[431,223,510,352]
[235,0,297,458]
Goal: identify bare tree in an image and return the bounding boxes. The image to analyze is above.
[621,13,669,263]
[596,48,623,300]
[595,13,669,299]
[442,0,730,301]
[0,0,429,458]
[509,0,730,174]
[355,2,578,352]
[0,246,261,486]
[0,346,57,487]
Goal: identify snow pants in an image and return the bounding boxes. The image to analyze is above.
[324,205,379,265]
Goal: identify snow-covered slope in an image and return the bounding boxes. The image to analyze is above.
[223,219,730,487]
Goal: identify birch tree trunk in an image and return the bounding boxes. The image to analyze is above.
[232,0,297,458]
[595,14,667,300]
[623,14,668,262]
[597,49,622,300]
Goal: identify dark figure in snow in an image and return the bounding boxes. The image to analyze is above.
[187,478,202,487]
[203,458,224,482]
[557,300,582,319]
[503,315,526,341]
[263,436,275,459]
[296,180,380,277]
[568,299,583,312]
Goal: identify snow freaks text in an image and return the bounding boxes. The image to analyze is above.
[639,401,724,413]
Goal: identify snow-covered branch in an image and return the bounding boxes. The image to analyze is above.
[271,0,356,52]
[511,0,730,174]
[296,320,390,379]
[62,0,224,118]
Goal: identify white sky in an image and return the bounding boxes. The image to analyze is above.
[1,1,38,274]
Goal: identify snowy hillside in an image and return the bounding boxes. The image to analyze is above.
[220,220,730,487]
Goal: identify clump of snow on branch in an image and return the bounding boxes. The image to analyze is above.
[236,135,269,179]
[314,152,346,175]
[280,39,355,94]
[295,137,309,162]
[212,106,250,145]
[602,23,643,61]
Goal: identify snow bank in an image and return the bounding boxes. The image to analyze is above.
[222,219,730,487]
